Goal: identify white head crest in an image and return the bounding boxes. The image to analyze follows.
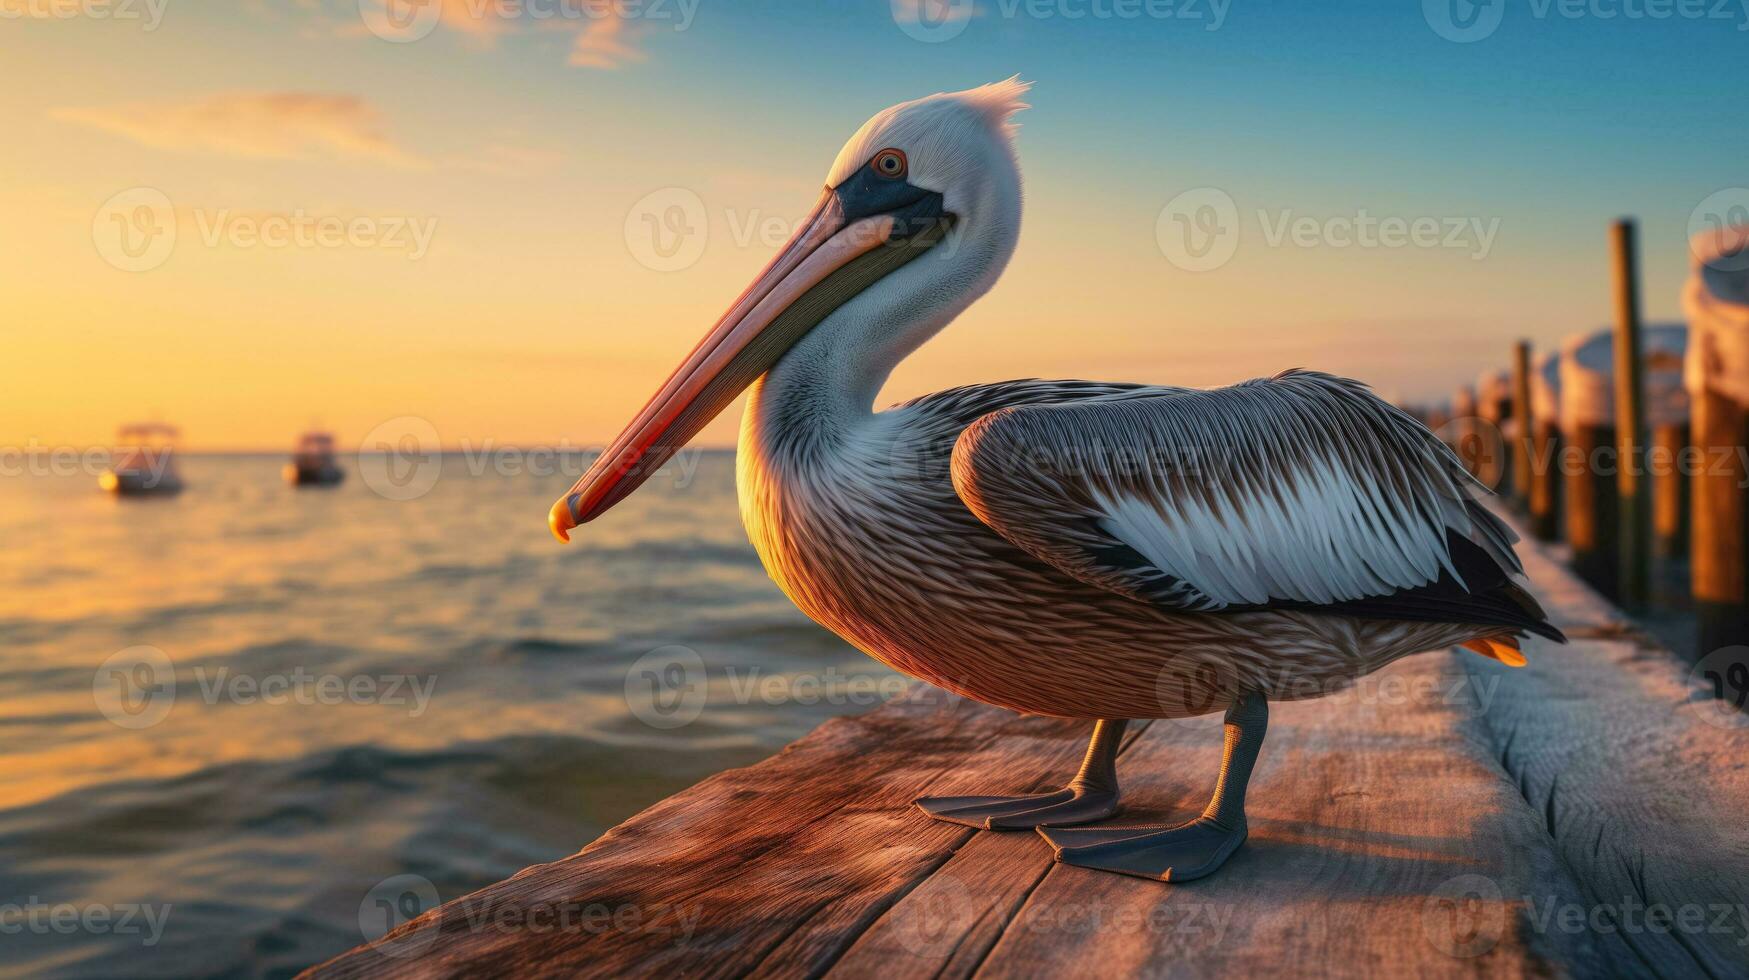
[824,77,1032,193]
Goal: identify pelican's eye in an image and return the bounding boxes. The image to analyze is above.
[871,148,908,180]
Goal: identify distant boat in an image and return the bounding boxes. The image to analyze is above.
[284,431,345,487]
[100,423,184,496]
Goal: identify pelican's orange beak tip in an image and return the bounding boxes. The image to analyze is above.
[548,493,581,543]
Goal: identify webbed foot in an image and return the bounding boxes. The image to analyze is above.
[1038,817,1246,882]
[1039,690,1268,883]
[916,718,1130,830]
[915,788,1120,829]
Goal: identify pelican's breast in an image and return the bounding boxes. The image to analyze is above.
[735,402,979,678]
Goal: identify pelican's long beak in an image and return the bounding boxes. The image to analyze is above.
[550,183,950,542]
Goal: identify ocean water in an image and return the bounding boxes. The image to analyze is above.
[0,452,896,978]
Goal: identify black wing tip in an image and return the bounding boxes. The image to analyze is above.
[1498,580,1566,643]
[1521,619,1568,644]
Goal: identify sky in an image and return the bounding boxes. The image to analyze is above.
[3,0,1746,450]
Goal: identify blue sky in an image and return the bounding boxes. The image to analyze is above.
[5,0,1744,445]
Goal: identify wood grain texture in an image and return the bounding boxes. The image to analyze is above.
[304,517,1749,980]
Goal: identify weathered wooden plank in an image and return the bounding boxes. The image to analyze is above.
[966,653,1602,979]
[305,691,1101,979]
[1455,550,1749,976]
[825,725,1153,978]
[305,522,1749,980]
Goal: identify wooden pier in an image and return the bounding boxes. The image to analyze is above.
[306,522,1749,979]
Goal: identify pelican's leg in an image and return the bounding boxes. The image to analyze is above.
[1038,690,1267,882]
[915,718,1127,830]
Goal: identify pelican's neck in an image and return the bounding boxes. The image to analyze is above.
[745,173,1022,457]
[754,297,910,435]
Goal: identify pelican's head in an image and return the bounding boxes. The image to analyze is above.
[550,78,1031,541]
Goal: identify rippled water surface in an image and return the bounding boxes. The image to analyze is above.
[0,453,894,978]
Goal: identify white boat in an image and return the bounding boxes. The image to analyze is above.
[284,431,345,487]
[100,423,184,496]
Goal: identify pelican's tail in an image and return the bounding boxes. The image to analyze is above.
[1461,634,1527,668]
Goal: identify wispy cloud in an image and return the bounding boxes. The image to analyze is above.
[568,15,647,70]
[51,93,425,167]
[336,0,660,69]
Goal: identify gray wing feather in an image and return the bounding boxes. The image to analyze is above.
[950,369,1519,612]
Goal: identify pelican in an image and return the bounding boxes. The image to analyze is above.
[549,79,1562,882]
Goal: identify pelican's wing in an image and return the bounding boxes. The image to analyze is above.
[951,370,1558,636]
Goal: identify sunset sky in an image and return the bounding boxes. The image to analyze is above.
[5,0,1746,450]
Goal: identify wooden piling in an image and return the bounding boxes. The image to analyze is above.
[1561,329,1621,601]
[1528,353,1563,541]
[1692,386,1749,652]
[1451,385,1480,476]
[1511,341,1534,511]
[1652,421,1691,560]
[1610,219,1650,609]
[1564,419,1620,600]
[1636,330,1693,564]
[1686,226,1749,655]
[1474,371,1512,493]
